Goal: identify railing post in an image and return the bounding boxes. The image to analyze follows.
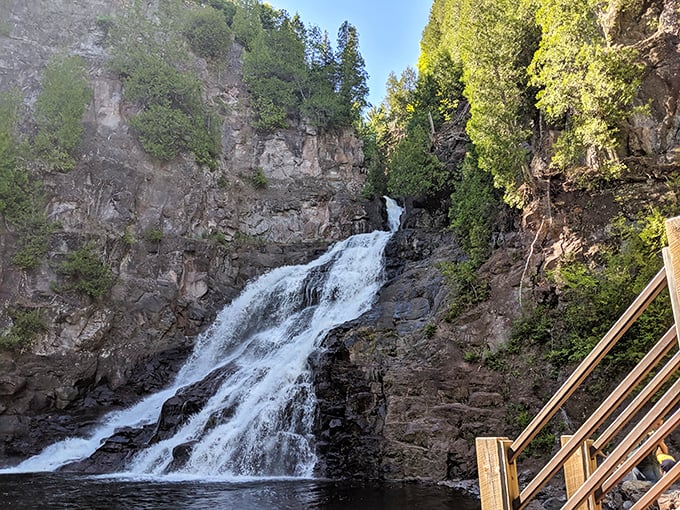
[561,435,600,510]
[664,215,680,343]
[476,437,519,510]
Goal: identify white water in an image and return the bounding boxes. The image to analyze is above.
[3,198,403,479]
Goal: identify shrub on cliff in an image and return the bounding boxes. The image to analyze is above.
[184,6,231,60]
[54,243,116,298]
[108,1,220,167]
[34,54,92,172]
[0,309,48,350]
[0,90,56,270]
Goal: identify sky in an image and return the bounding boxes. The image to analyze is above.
[268,0,431,109]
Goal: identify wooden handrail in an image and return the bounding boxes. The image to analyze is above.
[592,348,680,454]
[562,379,680,510]
[517,326,677,507]
[509,267,667,462]
[600,408,680,497]
[630,457,680,510]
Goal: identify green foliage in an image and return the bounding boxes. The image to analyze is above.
[55,243,116,298]
[0,90,56,270]
[249,167,268,189]
[0,309,48,349]
[144,228,163,242]
[510,305,554,347]
[336,21,369,121]
[439,259,490,320]
[407,0,643,205]
[130,104,194,160]
[511,208,674,370]
[34,54,92,172]
[528,0,644,173]
[455,0,538,207]
[423,323,437,339]
[95,14,115,33]
[449,151,502,265]
[231,0,264,51]
[357,114,388,199]
[11,217,58,270]
[239,4,368,131]
[242,11,305,130]
[387,124,447,197]
[184,6,231,60]
[439,152,502,319]
[510,402,556,456]
[0,19,12,37]
[122,225,136,245]
[107,1,220,167]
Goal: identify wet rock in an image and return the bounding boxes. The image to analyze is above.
[169,440,199,471]
[60,425,156,474]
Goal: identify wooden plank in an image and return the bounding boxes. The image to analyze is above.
[519,327,677,506]
[592,349,680,454]
[509,267,667,462]
[630,458,680,510]
[561,436,599,510]
[476,438,519,510]
[562,378,680,510]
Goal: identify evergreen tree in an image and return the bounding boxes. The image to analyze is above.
[336,21,369,122]
[243,10,307,130]
[528,0,642,175]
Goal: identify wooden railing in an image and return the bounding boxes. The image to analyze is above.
[476,216,680,510]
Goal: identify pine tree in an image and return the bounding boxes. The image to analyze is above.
[336,21,368,123]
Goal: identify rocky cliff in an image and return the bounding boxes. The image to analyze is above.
[0,0,383,462]
[310,0,680,491]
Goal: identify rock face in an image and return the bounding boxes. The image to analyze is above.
[312,200,519,481]
[0,0,382,463]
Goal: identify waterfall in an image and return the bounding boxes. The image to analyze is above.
[4,198,403,479]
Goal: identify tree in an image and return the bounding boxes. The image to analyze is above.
[107,1,220,166]
[387,124,447,197]
[301,26,345,127]
[242,11,307,130]
[232,0,264,50]
[184,6,232,60]
[528,0,643,175]
[453,0,538,206]
[336,21,369,122]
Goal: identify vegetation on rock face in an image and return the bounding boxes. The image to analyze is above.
[0,308,48,349]
[0,90,57,270]
[54,243,116,298]
[529,0,643,177]
[183,6,232,60]
[107,0,220,167]
[34,54,92,172]
[546,209,673,367]
[441,151,503,319]
[363,0,662,370]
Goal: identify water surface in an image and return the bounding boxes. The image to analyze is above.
[0,473,481,509]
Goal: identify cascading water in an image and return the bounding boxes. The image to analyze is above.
[4,198,403,479]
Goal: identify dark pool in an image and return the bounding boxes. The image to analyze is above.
[0,473,481,509]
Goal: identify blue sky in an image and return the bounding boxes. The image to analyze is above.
[267,1,431,108]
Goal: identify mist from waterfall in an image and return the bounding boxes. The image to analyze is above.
[3,198,403,480]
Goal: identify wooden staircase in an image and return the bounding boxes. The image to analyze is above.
[476,216,680,510]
